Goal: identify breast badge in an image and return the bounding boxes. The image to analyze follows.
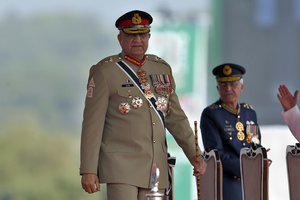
[131,97,143,109]
[119,102,131,114]
[156,96,168,112]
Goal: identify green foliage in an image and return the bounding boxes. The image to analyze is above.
[0,118,106,200]
[0,12,116,200]
[0,12,118,132]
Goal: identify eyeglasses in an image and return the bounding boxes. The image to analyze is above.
[218,81,241,89]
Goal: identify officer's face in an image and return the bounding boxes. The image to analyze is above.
[217,81,244,106]
[118,31,150,60]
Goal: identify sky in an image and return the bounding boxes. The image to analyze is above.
[0,0,210,22]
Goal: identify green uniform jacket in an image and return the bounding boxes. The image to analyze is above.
[80,53,197,189]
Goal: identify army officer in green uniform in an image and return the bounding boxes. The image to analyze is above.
[80,10,207,200]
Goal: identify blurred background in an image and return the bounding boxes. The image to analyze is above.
[1,0,299,199]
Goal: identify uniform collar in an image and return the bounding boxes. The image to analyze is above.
[124,55,146,67]
[219,100,240,115]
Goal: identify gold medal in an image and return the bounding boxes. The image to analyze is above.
[237,131,245,141]
[235,121,244,132]
[145,90,154,99]
[246,134,252,143]
[236,122,245,141]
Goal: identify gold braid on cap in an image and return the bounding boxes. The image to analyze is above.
[217,76,241,82]
[122,27,150,34]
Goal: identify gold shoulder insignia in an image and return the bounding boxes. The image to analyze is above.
[242,103,254,110]
[146,54,169,66]
[98,55,121,65]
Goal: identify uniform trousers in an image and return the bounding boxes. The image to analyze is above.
[107,183,166,200]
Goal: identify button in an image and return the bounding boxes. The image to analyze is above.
[153,140,156,143]
[152,122,155,125]
[127,89,131,93]
[229,137,232,140]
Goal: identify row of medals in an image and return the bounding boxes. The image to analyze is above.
[119,69,173,114]
[235,119,260,144]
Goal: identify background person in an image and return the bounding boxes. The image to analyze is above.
[200,63,264,200]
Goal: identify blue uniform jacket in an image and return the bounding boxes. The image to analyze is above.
[200,99,262,200]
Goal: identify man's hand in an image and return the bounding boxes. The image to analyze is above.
[81,173,100,193]
[192,155,207,176]
[277,84,298,111]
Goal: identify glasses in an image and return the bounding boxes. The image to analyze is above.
[218,81,241,89]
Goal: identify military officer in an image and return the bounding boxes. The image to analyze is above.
[80,10,206,200]
[200,63,262,200]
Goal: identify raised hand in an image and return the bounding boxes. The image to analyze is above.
[277,84,298,111]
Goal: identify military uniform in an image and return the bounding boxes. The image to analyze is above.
[200,63,262,200]
[201,100,261,200]
[80,52,197,189]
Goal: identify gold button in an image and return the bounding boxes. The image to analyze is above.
[153,140,156,143]
[152,122,155,125]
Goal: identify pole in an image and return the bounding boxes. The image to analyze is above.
[194,121,201,200]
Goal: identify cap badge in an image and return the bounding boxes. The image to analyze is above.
[132,13,142,25]
[223,65,232,76]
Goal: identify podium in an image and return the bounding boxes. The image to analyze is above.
[200,149,223,200]
[240,146,269,200]
[286,143,300,200]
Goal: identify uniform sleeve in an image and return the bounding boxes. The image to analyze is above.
[282,105,300,142]
[80,66,109,175]
[164,70,197,164]
[200,108,241,177]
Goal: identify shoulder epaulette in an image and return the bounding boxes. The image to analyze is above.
[209,103,221,110]
[146,54,170,66]
[97,54,121,66]
[241,103,254,110]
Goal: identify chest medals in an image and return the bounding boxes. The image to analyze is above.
[246,122,260,145]
[118,56,171,114]
[222,103,245,142]
[222,103,259,144]
[236,121,245,141]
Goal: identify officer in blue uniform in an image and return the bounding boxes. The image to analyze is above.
[200,63,262,200]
